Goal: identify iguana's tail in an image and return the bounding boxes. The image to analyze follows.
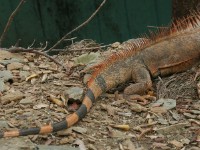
[0,81,102,138]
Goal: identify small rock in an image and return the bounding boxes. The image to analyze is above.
[170,111,180,121]
[64,87,84,101]
[191,110,200,115]
[0,70,13,81]
[73,139,86,150]
[5,108,18,114]
[0,91,24,104]
[22,65,30,71]
[72,126,87,134]
[19,71,30,81]
[0,50,12,60]
[0,79,5,92]
[19,98,33,104]
[0,121,9,130]
[7,62,23,70]
[183,113,196,119]
[152,98,176,110]
[0,50,23,60]
[0,137,35,150]
[0,58,23,66]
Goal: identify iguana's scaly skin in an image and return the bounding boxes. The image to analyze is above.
[1,12,200,138]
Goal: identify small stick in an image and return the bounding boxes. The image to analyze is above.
[46,0,107,53]
[135,121,157,129]
[50,44,110,52]
[137,127,153,140]
[68,44,111,51]
[7,47,67,70]
[0,0,26,47]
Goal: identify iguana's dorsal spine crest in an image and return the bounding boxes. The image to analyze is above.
[88,11,200,86]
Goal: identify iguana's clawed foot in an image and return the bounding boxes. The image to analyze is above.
[124,94,156,105]
[123,83,155,105]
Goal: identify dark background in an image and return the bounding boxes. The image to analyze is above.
[0,0,196,48]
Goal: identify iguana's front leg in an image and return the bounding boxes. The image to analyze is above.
[124,63,152,95]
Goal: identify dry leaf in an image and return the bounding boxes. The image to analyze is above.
[107,126,125,138]
[127,102,147,112]
[150,107,167,114]
[169,140,183,148]
[110,124,130,131]
[47,94,65,107]
[41,73,48,83]
[25,73,40,81]
[152,142,170,149]
[33,103,49,109]
[73,52,100,65]
[101,104,116,116]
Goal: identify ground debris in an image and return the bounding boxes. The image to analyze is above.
[169,140,184,148]
[126,101,147,112]
[0,42,199,149]
[0,90,24,104]
[110,124,130,131]
[155,123,189,134]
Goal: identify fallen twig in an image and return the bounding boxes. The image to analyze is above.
[50,44,111,52]
[7,47,67,70]
[133,121,157,129]
[0,0,26,47]
[46,0,107,53]
[137,127,153,140]
[68,44,111,51]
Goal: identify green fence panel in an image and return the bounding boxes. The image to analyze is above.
[0,0,172,47]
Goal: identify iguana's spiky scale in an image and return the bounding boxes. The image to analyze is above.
[1,11,200,138]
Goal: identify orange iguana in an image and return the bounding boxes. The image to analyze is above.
[1,12,200,138]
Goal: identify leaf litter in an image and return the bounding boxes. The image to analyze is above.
[0,39,200,149]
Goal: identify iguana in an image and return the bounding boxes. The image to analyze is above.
[1,12,200,138]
